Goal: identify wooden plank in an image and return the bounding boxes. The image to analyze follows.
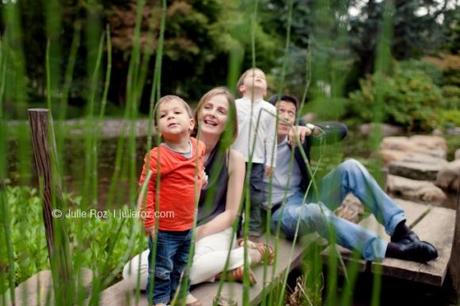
[321,198,428,271]
[371,205,456,286]
[99,234,318,306]
[192,234,317,306]
[98,280,148,306]
[3,269,93,306]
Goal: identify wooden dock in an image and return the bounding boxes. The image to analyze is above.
[6,200,456,305]
[96,234,318,306]
[322,199,457,286]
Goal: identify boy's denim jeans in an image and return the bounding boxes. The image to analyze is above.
[146,229,192,305]
[271,159,406,261]
[247,162,266,237]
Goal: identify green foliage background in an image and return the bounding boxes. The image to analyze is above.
[0,0,460,304]
[0,186,145,293]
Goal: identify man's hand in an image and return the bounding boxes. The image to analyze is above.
[288,126,312,146]
[265,165,273,177]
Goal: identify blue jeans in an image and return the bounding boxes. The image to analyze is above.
[271,159,406,261]
[247,163,266,237]
[146,229,192,304]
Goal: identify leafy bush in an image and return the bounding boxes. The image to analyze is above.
[422,54,460,111]
[0,186,145,293]
[437,109,460,128]
[441,85,460,109]
[346,61,443,131]
[399,60,444,86]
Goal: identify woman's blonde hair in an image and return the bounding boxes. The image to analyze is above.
[193,87,238,149]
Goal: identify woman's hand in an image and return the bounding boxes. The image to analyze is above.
[195,226,204,241]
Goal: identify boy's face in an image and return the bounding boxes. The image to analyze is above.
[157,99,194,140]
[239,69,267,97]
[276,100,296,138]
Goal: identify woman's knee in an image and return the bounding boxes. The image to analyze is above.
[123,252,149,289]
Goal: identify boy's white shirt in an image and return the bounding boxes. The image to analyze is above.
[232,96,277,167]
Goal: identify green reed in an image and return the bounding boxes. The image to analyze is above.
[1,3,30,305]
[0,0,401,305]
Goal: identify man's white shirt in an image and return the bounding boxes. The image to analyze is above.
[232,96,277,167]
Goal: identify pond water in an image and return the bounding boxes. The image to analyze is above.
[7,136,149,208]
[5,129,389,208]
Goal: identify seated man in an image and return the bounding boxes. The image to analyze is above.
[265,95,438,262]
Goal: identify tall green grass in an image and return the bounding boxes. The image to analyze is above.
[0,0,400,305]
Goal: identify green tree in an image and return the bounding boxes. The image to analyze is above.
[347,60,443,131]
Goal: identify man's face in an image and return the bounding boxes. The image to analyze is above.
[276,100,296,138]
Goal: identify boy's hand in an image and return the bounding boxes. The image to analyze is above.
[201,170,208,189]
[146,227,156,240]
[288,126,312,146]
[265,166,273,177]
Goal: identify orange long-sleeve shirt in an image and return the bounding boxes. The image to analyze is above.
[139,138,205,232]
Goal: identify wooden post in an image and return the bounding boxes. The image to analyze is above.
[28,109,55,256]
[28,108,73,303]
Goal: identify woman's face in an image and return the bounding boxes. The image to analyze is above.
[198,93,229,137]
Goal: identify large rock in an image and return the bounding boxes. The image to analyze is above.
[389,158,448,181]
[386,175,447,205]
[410,135,448,151]
[336,194,364,224]
[359,123,404,137]
[436,160,460,192]
[379,149,410,164]
[380,136,448,165]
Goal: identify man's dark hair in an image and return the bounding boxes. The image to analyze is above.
[268,94,299,112]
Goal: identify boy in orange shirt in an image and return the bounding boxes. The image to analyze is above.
[139,95,206,306]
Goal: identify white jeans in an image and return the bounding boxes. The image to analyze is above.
[122,227,248,289]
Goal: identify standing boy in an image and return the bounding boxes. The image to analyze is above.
[232,68,277,240]
[139,95,206,306]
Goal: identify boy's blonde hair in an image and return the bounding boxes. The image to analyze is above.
[154,95,193,121]
[236,67,265,96]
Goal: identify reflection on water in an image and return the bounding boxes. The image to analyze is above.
[7,130,381,209]
[7,136,151,209]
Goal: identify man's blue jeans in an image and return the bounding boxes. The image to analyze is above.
[147,229,192,305]
[271,159,406,261]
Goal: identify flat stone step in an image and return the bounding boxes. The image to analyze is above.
[386,175,447,205]
[389,160,446,181]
